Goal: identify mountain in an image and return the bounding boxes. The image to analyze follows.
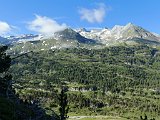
[1,23,160,46]
[77,23,160,45]
[1,23,160,54]
[53,28,96,44]
[0,36,10,45]
[7,28,101,55]
[116,23,159,41]
[5,34,44,43]
[76,28,102,42]
[0,34,44,45]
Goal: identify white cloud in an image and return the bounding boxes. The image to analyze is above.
[0,21,11,35]
[28,15,67,35]
[79,3,107,23]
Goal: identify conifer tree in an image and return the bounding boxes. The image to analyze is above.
[58,87,69,120]
[0,46,12,98]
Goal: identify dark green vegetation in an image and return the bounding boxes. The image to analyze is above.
[140,114,155,120]
[0,46,58,120]
[58,87,69,120]
[10,44,160,119]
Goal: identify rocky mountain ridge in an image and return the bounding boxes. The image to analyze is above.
[76,23,160,44]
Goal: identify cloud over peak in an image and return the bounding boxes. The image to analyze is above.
[28,15,67,35]
[79,3,107,23]
[0,21,11,35]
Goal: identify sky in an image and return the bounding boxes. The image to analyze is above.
[0,0,160,35]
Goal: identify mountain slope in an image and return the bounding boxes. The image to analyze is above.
[10,44,160,120]
[53,28,96,44]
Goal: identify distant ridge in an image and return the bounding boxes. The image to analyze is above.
[1,23,160,52]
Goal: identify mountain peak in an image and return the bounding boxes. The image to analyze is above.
[76,28,88,32]
[126,22,134,26]
[53,28,96,44]
[124,23,138,29]
[111,25,123,32]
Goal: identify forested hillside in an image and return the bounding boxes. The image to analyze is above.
[9,44,160,120]
[0,46,58,120]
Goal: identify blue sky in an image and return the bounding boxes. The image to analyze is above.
[0,0,160,35]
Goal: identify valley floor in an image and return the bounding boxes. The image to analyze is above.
[69,115,127,120]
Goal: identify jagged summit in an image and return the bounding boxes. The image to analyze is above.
[76,28,88,32]
[125,22,135,27]
[78,23,160,44]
